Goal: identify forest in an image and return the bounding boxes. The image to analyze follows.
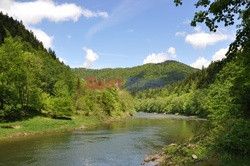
[73,60,198,85]
[0,12,135,122]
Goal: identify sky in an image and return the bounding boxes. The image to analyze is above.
[0,0,237,69]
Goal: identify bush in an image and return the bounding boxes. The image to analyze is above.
[216,119,250,155]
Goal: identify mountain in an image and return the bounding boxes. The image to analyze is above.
[73,60,198,86]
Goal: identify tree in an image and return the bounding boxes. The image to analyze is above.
[174,0,250,55]
[42,80,73,118]
[173,0,250,161]
[0,37,43,121]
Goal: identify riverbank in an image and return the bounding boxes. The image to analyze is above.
[0,116,104,140]
[1,112,199,141]
[146,131,250,166]
[142,136,208,166]
[0,113,135,141]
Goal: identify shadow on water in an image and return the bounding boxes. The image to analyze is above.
[0,112,206,166]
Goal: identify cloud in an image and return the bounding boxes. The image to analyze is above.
[167,47,177,58]
[212,47,228,61]
[190,47,228,69]
[29,28,53,49]
[83,47,99,68]
[0,0,108,25]
[0,0,108,49]
[86,0,155,37]
[143,46,177,64]
[191,57,210,69]
[186,32,228,49]
[143,52,167,64]
[185,30,228,49]
[176,27,230,49]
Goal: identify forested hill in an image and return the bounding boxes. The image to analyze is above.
[73,61,198,85]
[0,12,58,60]
[0,12,44,50]
[0,13,135,122]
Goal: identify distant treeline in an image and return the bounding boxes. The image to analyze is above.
[73,60,198,87]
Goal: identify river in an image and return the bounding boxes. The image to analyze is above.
[0,113,206,166]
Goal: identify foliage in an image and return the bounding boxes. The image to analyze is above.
[161,142,208,166]
[73,82,135,119]
[158,1,250,164]
[174,0,250,55]
[0,36,75,121]
[0,12,45,51]
[156,46,250,165]
[135,89,209,117]
[0,37,43,120]
[0,14,135,122]
[207,50,250,156]
[73,60,198,87]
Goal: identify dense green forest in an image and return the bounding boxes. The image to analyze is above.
[158,0,250,165]
[134,59,225,117]
[73,60,198,86]
[0,12,135,122]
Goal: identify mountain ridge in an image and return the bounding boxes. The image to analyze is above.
[73,60,198,86]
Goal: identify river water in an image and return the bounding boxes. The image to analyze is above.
[0,113,206,166]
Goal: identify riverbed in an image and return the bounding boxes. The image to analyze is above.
[0,113,206,166]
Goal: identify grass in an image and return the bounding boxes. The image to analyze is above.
[0,116,103,140]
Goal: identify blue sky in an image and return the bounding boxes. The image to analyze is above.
[0,0,236,69]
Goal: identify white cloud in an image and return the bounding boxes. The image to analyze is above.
[191,57,210,69]
[185,31,228,49]
[29,28,53,49]
[83,47,99,68]
[167,47,177,58]
[143,52,167,64]
[143,46,177,64]
[176,27,230,49]
[190,47,228,69]
[212,47,228,61]
[0,0,108,25]
[0,0,108,49]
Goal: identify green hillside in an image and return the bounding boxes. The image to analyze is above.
[73,60,198,86]
[0,13,135,122]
